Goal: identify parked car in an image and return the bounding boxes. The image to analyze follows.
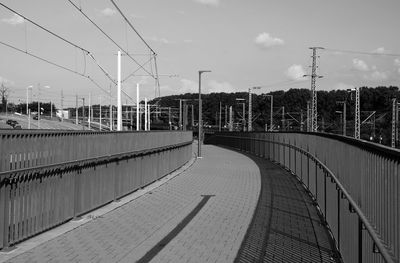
[13,124,22,129]
[6,120,18,127]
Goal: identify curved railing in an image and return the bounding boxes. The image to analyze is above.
[209,132,398,263]
[0,130,193,251]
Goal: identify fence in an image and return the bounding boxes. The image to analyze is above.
[209,132,398,263]
[0,130,192,250]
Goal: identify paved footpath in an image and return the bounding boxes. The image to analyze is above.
[1,145,261,263]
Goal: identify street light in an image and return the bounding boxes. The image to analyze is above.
[235,98,246,132]
[198,70,211,158]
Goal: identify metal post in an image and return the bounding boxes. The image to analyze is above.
[168,107,171,130]
[117,50,122,131]
[219,101,222,132]
[270,95,273,131]
[81,98,85,130]
[191,104,194,129]
[99,95,102,131]
[109,85,113,131]
[144,98,148,131]
[343,102,346,136]
[179,99,182,130]
[136,83,139,131]
[242,103,245,132]
[248,89,252,132]
[355,87,360,139]
[88,93,91,130]
[198,70,211,158]
[37,84,40,129]
[75,94,78,125]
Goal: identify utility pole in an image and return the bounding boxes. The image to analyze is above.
[88,93,91,130]
[392,98,399,148]
[168,107,171,130]
[81,97,85,130]
[191,104,194,129]
[306,101,311,132]
[99,95,102,131]
[109,84,113,131]
[144,98,148,131]
[219,101,222,132]
[304,47,324,132]
[136,83,140,131]
[179,99,182,130]
[355,87,360,139]
[75,94,78,125]
[281,106,285,131]
[300,109,304,131]
[229,106,233,131]
[225,105,228,128]
[117,50,122,131]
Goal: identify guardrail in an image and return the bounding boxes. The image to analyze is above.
[209,132,398,263]
[0,130,192,250]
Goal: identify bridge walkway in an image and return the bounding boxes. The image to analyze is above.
[0,145,339,263]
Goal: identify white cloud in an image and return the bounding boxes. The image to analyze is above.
[373,47,386,54]
[254,32,284,49]
[394,58,400,67]
[0,76,15,86]
[1,14,24,25]
[147,36,174,44]
[352,58,369,71]
[184,39,193,43]
[180,79,198,93]
[193,0,220,7]
[369,71,388,81]
[207,80,235,93]
[333,82,354,91]
[285,64,306,81]
[100,8,116,16]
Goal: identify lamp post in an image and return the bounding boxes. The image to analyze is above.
[198,70,211,158]
[236,98,246,131]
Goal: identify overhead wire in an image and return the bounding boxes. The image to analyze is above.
[323,48,400,57]
[0,2,119,96]
[66,0,156,80]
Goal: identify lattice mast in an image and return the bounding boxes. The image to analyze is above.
[392,98,399,148]
[248,89,252,132]
[307,47,324,132]
[354,87,360,139]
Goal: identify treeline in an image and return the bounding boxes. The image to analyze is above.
[153,86,399,145]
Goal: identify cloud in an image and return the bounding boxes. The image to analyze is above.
[398,68,400,75]
[373,47,386,54]
[369,71,388,81]
[352,58,369,71]
[394,58,400,67]
[207,80,235,93]
[285,64,306,81]
[1,14,24,25]
[180,79,198,93]
[333,82,354,91]
[147,36,174,44]
[184,39,193,43]
[100,8,116,16]
[254,32,284,49]
[193,0,220,7]
[0,76,15,86]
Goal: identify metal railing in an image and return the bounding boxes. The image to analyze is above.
[0,130,192,250]
[210,132,398,263]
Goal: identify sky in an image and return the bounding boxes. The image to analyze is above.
[1,0,400,108]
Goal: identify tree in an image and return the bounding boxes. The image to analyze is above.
[0,83,10,112]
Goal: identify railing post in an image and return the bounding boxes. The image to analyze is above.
[337,188,341,251]
[358,217,363,263]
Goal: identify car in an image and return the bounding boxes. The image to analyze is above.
[13,124,22,129]
[6,120,18,127]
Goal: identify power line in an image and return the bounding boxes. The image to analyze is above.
[324,48,400,57]
[110,0,156,55]
[66,0,156,80]
[0,3,89,54]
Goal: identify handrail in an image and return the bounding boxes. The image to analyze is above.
[214,134,397,263]
[0,140,193,183]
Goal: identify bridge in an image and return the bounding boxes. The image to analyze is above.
[0,130,398,263]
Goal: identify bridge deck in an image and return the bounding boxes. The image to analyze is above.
[0,145,339,263]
